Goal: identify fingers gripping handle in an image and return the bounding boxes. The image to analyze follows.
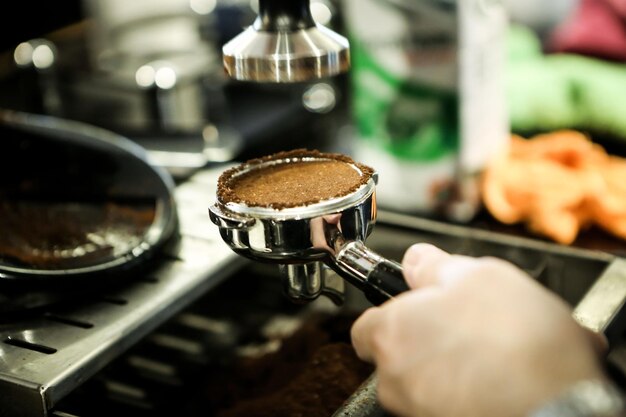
[334,240,409,305]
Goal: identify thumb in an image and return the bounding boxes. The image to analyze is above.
[402,243,451,289]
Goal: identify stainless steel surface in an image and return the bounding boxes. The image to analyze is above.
[573,258,626,341]
[222,0,350,83]
[4,190,621,416]
[49,264,357,416]
[0,166,245,417]
[280,262,346,305]
[280,262,324,301]
[208,155,409,303]
[332,375,386,417]
[334,240,402,297]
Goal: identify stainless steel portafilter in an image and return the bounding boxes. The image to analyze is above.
[208,150,408,306]
[222,0,350,83]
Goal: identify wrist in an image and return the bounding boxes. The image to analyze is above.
[529,379,625,417]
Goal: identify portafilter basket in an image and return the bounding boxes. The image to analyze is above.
[209,150,408,306]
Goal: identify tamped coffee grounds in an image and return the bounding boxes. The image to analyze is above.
[217,149,374,209]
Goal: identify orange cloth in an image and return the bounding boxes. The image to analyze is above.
[481,130,626,244]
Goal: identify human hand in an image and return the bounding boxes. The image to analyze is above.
[351,243,608,417]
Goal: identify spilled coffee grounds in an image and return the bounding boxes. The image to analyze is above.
[201,313,374,417]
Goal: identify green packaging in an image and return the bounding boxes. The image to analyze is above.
[343,0,509,220]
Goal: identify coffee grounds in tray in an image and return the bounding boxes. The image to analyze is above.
[202,313,374,417]
[217,149,375,209]
[0,200,156,269]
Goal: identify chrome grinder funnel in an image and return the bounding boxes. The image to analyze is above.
[222,0,350,83]
[208,150,408,305]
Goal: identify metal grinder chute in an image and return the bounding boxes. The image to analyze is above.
[221,0,350,83]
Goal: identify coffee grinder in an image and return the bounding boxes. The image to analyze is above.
[222,0,350,83]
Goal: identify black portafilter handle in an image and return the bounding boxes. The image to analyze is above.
[333,240,409,306]
[363,258,408,306]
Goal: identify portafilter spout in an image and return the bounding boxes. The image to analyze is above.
[208,149,408,306]
[222,0,350,83]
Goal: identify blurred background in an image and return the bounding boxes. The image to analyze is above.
[1,2,626,417]
[3,0,625,242]
[3,0,626,254]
